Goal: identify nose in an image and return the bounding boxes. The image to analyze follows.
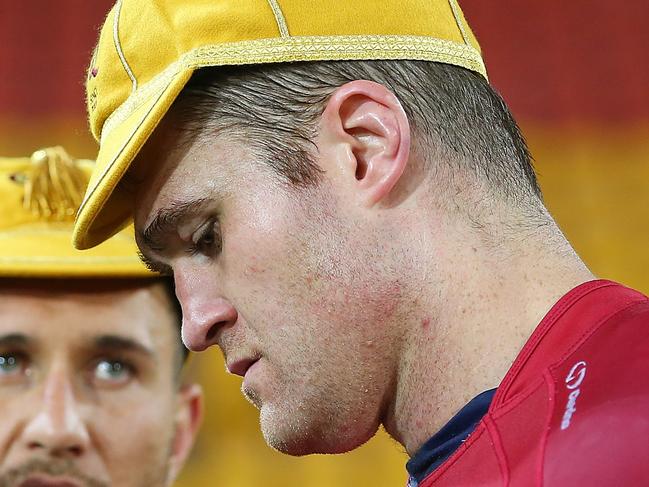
[174,268,238,352]
[22,368,90,459]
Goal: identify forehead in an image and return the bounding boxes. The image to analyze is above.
[0,279,175,353]
[129,121,255,229]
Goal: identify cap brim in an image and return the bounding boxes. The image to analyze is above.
[0,222,149,277]
[73,69,193,250]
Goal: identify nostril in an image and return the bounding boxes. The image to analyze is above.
[27,441,44,450]
[27,441,83,457]
[50,445,84,459]
[205,324,219,344]
[67,445,83,457]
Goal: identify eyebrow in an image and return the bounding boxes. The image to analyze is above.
[93,335,155,361]
[0,334,30,348]
[137,198,211,274]
[0,334,155,360]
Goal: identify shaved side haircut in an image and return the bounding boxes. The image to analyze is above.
[169,60,540,208]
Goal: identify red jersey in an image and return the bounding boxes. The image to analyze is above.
[420,280,649,486]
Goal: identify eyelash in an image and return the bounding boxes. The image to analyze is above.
[188,219,222,257]
[138,251,164,274]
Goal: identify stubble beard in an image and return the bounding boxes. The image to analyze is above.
[241,369,328,455]
[258,397,323,456]
[0,459,107,487]
[0,455,171,487]
[245,364,374,457]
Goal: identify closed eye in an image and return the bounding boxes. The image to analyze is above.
[189,219,222,257]
[137,251,173,276]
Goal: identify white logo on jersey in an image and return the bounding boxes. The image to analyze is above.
[561,360,587,430]
[565,361,587,390]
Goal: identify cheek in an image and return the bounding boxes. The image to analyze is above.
[229,215,403,320]
[296,239,404,376]
[308,268,402,317]
[223,194,402,347]
[0,399,29,459]
[92,393,175,471]
[224,216,304,304]
[299,232,403,329]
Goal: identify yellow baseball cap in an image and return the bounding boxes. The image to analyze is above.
[73,0,486,249]
[1,147,150,277]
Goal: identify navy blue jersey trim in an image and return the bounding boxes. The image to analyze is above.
[406,388,496,486]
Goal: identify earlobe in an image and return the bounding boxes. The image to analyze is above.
[321,80,411,207]
[166,383,204,485]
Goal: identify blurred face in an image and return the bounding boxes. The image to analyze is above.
[132,128,403,455]
[0,280,200,487]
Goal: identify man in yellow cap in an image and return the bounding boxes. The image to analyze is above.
[72,1,649,485]
[0,147,202,487]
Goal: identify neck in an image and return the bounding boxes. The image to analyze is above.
[382,208,595,455]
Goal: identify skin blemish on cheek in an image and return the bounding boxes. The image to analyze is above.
[245,254,267,275]
[421,317,431,330]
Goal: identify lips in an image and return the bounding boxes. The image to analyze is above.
[227,356,260,377]
[19,476,82,487]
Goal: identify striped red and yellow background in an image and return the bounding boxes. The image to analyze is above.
[1,1,647,485]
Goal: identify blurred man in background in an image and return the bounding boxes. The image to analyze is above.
[0,147,202,487]
[73,0,649,485]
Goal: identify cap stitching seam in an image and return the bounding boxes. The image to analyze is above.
[447,0,471,46]
[76,86,168,229]
[266,0,290,37]
[113,0,138,93]
[99,34,486,144]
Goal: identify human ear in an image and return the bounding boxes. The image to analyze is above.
[319,80,411,206]
[166,383,204,485]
